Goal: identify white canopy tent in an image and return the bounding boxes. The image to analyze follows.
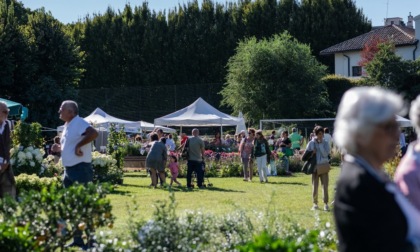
[57,108,141,132]
[235,111,248,137]
[124,121,176,133]
[154,97,244,134]
[396,115,412,128]
[57,108,175,133]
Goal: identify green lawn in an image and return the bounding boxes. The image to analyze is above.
[105,167,340,239]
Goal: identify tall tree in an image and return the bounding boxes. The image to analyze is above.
[364,42,405,89]
[0,0,32,99]
[221,32,330,123]
[22,9,82,126]
[362,41,420,101]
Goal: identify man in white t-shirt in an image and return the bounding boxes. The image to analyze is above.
[59,100,98,248]
[165,134,176,151]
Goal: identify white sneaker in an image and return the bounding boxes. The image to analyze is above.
[324,205,330,211]
[311,204,319,210]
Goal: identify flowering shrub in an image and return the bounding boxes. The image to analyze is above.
[107,123,128,170]
[40,155,64,177]
[11,121,43,149]
[220,162,242,177]
[129,193,254,251]
[15,173,62,192]
[119,193,338,251]
[10,146,44,176]
[0,183,114,251]
[92,151,123,184]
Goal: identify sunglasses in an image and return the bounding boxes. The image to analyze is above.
[1,110,8,114]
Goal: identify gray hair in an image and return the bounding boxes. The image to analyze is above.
[334,86,405,155]
[62,100,79,115]
[192,128,199,136]
[0,101,7,109]
[410,95,420,133]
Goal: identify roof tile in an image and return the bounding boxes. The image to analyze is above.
[320,25,417,55]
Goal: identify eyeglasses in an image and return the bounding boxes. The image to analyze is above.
[1,110,8,114]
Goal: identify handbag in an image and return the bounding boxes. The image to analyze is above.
[181,139,189,160]
[316,163,331,175]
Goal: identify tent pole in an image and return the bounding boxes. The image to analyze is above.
[220,119,223,137]
[180,126,182,135]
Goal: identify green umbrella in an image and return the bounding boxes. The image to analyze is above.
[0,98,28,121]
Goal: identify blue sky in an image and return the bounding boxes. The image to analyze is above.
[19,0,420,27]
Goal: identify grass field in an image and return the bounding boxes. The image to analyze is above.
[104,167,340,240]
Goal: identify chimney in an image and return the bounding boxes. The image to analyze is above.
[415,15,420,41]
[408,12,414,28]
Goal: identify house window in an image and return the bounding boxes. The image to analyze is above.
[352,66,362,77]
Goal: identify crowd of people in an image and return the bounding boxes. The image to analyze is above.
[2,85,420,250]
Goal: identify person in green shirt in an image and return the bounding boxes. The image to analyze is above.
[290,128,303,151]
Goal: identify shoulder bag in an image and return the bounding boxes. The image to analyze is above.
[316,163,331,175]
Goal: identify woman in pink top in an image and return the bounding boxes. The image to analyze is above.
[395,95,420,211]
[239,128,255,182]
[168,155,182,187]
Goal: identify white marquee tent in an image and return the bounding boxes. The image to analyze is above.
[57,108,176,133]
[235,111,247,136]
[396,115,412,128]
[85,108,140,129]
[57,108,175,133]
[154,97,244,133]
[138,121,176,133]
[57,108,176,151]
[57,108,141,132]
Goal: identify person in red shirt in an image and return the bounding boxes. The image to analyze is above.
[180,132,188,145]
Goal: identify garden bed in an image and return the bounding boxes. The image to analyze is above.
[124,155,146,169]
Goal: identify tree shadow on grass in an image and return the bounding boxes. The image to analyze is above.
[268,181,308,186]
[123,173,148,178]
[109,189,132,196]
[171,186,245,193]
[118,183,151,189]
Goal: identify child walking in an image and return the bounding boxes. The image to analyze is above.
[168,155,182,187]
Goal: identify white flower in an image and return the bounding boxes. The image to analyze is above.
[26,146,34,152]
[18,155,25,164]
[25,152,33,160]
[30,161,35,167]
[39,165,45,174]
[17,151,26,159]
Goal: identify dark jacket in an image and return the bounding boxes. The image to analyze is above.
[0,121,11,162]
[334,158,413,252]
[254,138,271,162]
[301,150,316,174]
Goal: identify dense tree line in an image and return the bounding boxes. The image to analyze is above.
[0,0,82,127]
[70,0,370,89]
[1,0,371,126]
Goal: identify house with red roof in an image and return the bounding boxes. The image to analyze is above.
[320,13,420,77]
